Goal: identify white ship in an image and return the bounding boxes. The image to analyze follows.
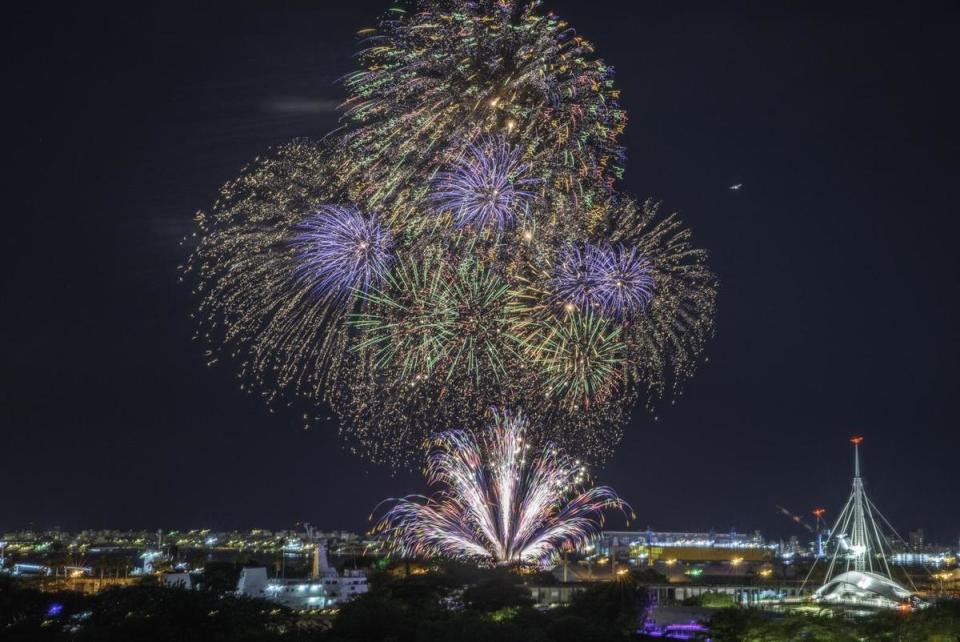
[236,541,368,610]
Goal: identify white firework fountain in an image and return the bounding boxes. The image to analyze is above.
[804,437,924,611]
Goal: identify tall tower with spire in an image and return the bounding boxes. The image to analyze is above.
[805,437,921,610]
[822,437,895,579]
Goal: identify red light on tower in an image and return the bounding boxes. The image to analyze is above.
[850,436,864,445]
[812,508,826,519]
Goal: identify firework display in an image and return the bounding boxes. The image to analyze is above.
[292,205,393,299]
[185,0,717,465]
[430,137,538,232]
[373,409,628,565]
[546,244,607,312]
[352,256,515,383]
[335,0,627,238]
[520,311,625,409]
[592,244,657,319]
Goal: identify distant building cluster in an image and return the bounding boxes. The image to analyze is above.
[2,523,957,611]
[1,525,375,611]
[0,526,382,559]
[2,525,956,574]
[593,528,956,567]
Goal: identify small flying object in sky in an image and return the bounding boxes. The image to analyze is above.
[729,183,743,191]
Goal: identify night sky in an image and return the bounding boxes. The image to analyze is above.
[4,1,959,544]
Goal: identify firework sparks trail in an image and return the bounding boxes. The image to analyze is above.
[373,409,629,564]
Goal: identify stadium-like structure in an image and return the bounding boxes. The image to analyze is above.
[814,570,913,610]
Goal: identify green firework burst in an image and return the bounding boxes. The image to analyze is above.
[520,311,626,409]
[351,256,519,385]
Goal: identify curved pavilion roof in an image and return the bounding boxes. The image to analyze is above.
[814,570,912,608]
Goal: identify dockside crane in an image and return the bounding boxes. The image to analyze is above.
[776,505,815,533]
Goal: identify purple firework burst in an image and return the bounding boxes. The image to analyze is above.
[292,205,393,299]
[547,244,606,310]
[431,137,538,231]
[548,244,655,318]
[594,245,655,318]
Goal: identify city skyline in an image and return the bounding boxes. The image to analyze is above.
[3,0,959,543]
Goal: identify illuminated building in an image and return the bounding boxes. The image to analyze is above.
[890,551,954,566]
[909,529,925,550]
[814,570,913,610]
[599,529,772,563]
[12,563,52,576]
